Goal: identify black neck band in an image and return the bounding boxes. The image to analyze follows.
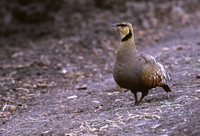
[121,29,132,42]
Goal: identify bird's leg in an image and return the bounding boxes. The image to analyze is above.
[133,91,138,105]
[138,90,149,104]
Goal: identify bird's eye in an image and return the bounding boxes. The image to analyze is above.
[117,24,127,27]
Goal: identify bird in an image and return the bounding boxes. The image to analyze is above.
[112,22,171,105]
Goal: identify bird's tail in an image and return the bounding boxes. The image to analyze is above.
[162,84,171,93]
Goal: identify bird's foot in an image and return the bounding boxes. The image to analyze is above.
[167,93,170,99]
[114,85,127,92]
[134,101,140,106]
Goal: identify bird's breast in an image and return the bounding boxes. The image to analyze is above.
[113,61,141,90]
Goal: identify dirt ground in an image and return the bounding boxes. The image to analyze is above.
[0,1,200,136]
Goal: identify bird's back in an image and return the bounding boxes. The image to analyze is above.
[138,52,170,88]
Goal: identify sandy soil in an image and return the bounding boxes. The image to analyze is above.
[0,1,200,135]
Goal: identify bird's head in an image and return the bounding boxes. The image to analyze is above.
[112,22,134,41]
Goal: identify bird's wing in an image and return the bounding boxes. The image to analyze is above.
[139,52,170,87]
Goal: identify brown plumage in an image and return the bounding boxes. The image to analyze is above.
[113,22,171,105]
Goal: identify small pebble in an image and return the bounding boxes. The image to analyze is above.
[76,85,87,90]
[196,90,200,93]
[107,92,119,95]
[92,100,100,103]
[161,47,170,51]
[151,124,161,129]
[196,74,200,79]
[176,46,183,51]
[67,95,77,99]
[61,68,68,74]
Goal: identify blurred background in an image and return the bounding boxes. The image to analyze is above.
[0,0,200,89]
[0,0,199,76]
[0,0,199,39]
[0,0,200,98]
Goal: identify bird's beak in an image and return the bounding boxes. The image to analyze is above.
[112,23,118,27]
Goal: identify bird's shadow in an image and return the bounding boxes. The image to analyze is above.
[144,93,175,104]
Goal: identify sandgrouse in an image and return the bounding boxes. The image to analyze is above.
[113,22,171,105]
